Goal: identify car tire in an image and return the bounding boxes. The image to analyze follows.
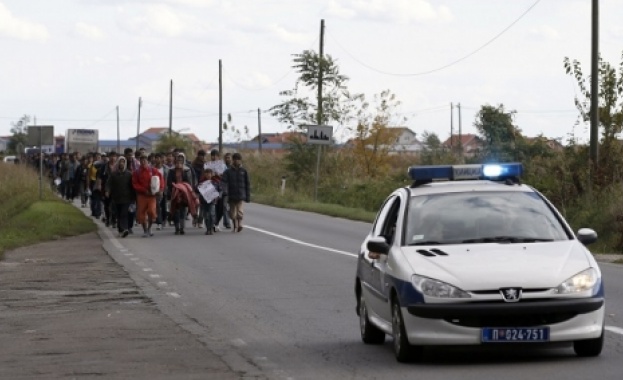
[573,326,604,357]
[359,294,385,344]
[391,299,423,362]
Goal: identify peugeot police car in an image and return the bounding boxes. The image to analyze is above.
[355,163,605,362]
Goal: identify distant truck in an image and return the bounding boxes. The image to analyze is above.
[65,129,98,155]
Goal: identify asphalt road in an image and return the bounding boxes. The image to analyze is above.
[97,203,623,380]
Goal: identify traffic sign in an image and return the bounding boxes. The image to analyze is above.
[306,125,333,145]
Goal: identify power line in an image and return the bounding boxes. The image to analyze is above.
[329,0,541,77]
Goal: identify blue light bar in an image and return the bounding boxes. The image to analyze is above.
[408,163,523,182]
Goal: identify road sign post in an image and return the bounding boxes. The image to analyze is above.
[305,125,333,202]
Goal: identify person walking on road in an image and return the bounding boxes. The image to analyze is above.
[221,153,250,233]
[167,153,197,235]
[106,157,134,238]
[132,153,164,238]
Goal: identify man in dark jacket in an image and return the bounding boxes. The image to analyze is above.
[221,152,250,233]
[105,157,134,238]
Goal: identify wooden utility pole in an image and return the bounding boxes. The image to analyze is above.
[116,106,120,153]
[589,0,599,188]
[136,97,142,152]
[258,108,263,154]
[314,19,325,202]
[450,103,454,149]
[168,80,173,136]
[317,19,325,126]
[457,103,463,156]
[219,60,223,153]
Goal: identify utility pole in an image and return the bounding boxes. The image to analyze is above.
[116,106,120,153]
[136,97,142,152]
[314,19,325,202]
[450,102,454,149]
[589,0,599,188]
[457,103,463,157]
[258,108,263,154]
[168,80,173,136]
[219,59,223,153]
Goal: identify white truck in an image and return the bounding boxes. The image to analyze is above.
[65,129,99,154]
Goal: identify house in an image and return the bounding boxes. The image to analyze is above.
[115,127,206,153]
[0,136,10,153]
[442,134,483,157]
[344,127,425,155]
[524,136,564,152]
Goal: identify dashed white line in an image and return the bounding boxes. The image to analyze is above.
[606,325,623,335]
[149,274,161,278]
[231,338,247,347]
[142,268,153,272]
[166,292,181,298]
[124,253,133,256]
[157,281,167,287]
[246,225,357,258]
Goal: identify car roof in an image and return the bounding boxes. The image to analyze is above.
[405,180,536,196]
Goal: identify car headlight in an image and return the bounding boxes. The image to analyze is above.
[555,268,599,294]
[412,274,471,299]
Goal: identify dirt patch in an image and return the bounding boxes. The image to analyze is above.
[0,233,240,379]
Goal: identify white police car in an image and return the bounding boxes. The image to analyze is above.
[355,163,605,362]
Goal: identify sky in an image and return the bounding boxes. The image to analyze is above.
[1,0,622,146]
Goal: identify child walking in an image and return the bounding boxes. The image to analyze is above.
[198,168,220,235]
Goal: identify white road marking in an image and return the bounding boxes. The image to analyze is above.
[246,226,357,258]
[124,253,133,256]
[149,274,161,279]
[157,281,167,287]
[130,257,139,261]
[606,325,623,335]
[142,268,153,272]
[166,292,181,298]
[231,338,247,347]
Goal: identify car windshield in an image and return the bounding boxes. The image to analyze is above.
[405,191,570,245]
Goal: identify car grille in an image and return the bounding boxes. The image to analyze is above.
[443,304,577,327]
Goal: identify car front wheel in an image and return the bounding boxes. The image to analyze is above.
[359,293,385,344]
[391,299,422,362]
[573,326,604,357]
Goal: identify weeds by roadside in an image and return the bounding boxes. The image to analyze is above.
[0,164,96,259]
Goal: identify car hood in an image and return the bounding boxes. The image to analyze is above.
[402,241,593,290]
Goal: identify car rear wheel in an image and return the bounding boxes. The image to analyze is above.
[359,293,385,344]
[573,326,604,357]
[391,299,422,362]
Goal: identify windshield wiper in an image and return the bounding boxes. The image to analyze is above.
[462,236,554,244]
[410,241,444,246]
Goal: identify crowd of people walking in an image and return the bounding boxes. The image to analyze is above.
[37,148,251,238]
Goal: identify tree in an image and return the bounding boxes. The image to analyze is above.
[8,115,30,154]
[222,113,250,143]
[154,131,194,155]
[564,53,623,186]
[474,104,521,161]
[347,90,405,178]
[270,50,359,130]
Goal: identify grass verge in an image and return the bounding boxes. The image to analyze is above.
[0,200,97,259]
[252,193,376,223]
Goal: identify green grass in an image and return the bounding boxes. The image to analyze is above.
[0,200,97,258]
[253,193,376,223]
[0,164,96,259]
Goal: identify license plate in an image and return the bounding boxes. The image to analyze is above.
[481,327,550,343]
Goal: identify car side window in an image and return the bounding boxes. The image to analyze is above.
[377,197,401,246]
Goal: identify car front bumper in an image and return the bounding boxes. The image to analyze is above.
[402,298,605,345]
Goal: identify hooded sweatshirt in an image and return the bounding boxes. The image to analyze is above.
[106,157,135,204]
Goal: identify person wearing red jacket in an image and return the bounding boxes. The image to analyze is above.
[132,153,164,237]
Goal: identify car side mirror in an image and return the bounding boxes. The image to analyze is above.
[577,228,598,245]
[367,236,390,256]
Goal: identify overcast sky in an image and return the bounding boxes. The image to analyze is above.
[1,0,622,145]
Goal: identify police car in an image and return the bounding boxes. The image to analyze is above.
[354,163,605,362]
